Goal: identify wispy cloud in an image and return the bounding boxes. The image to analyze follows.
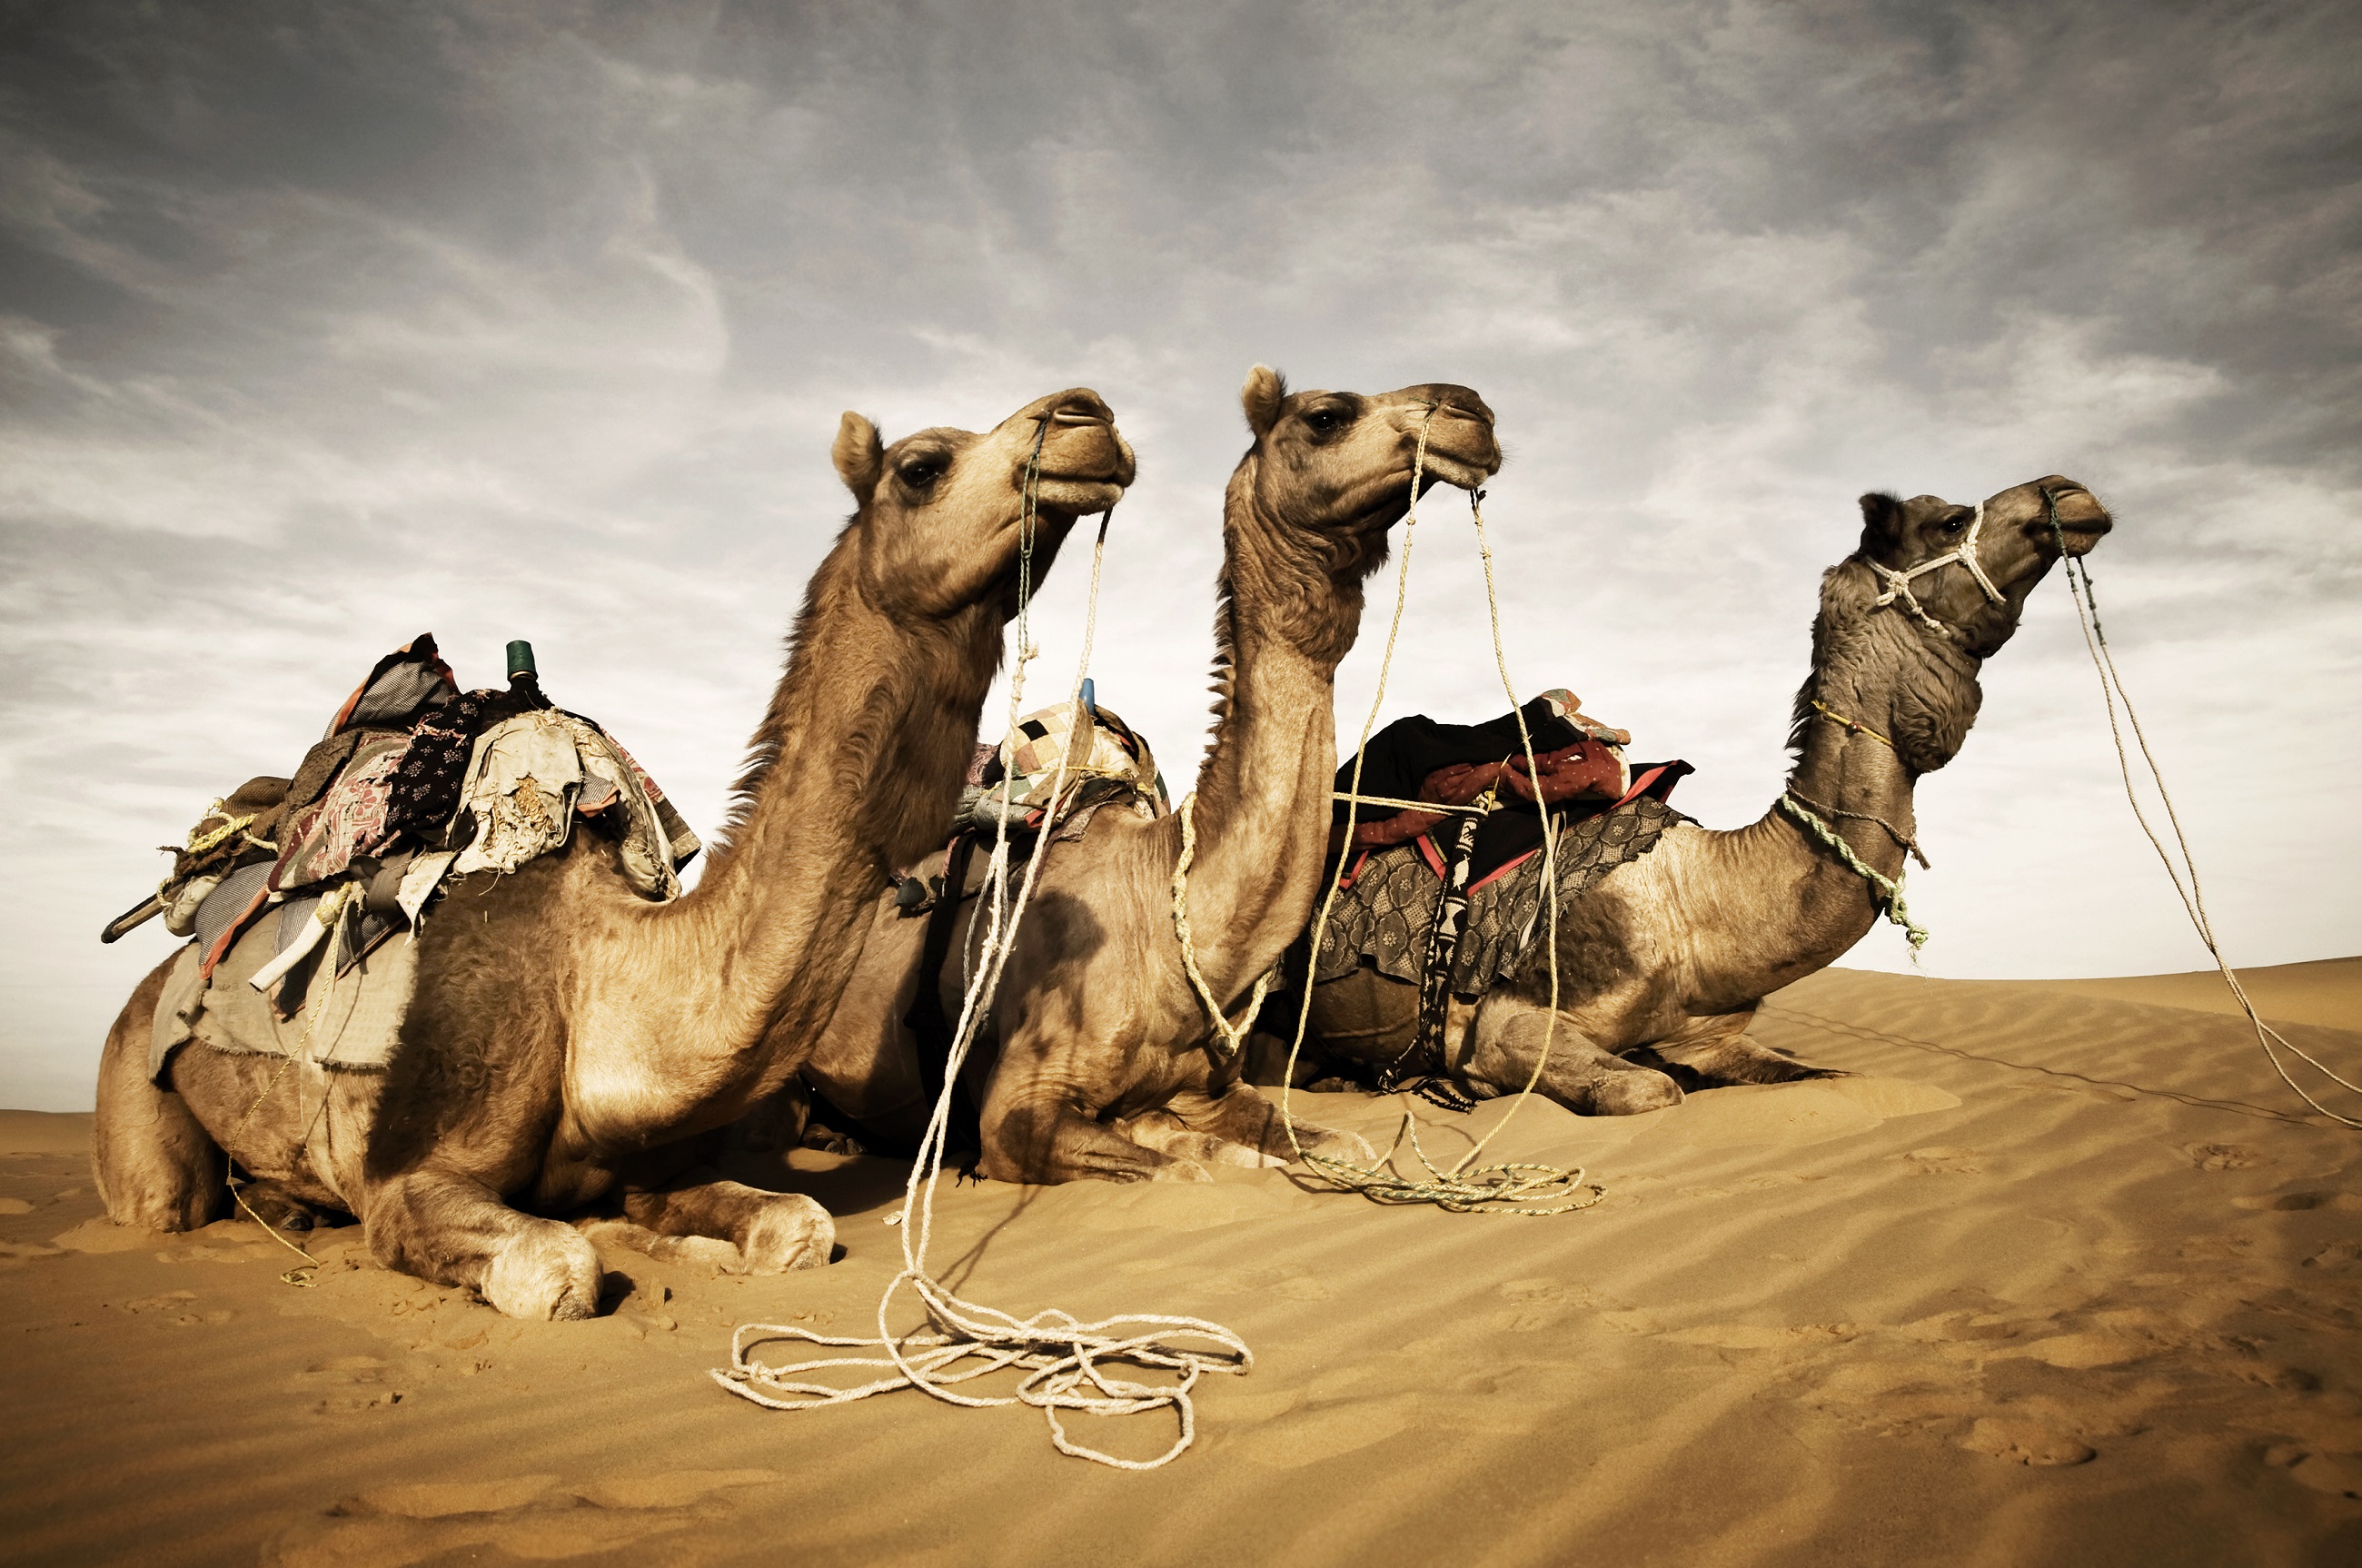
[1,0,2356,1106]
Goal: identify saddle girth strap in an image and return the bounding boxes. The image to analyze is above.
[1384,787,1494,1110]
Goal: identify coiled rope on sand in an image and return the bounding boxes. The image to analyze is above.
[715,425,1250,1470]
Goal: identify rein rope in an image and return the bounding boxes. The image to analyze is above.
[1249,410,1601,1216]
[718,422,1251,1470]
[2043,491,2362,1130]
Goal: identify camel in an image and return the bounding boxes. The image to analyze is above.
[1291,477,2115,1114]
[91,388,1136,1318]
[795,368,1503,1181]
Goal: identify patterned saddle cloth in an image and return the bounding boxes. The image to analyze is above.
[1309,792,1689,1000]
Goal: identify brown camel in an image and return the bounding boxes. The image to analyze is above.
[91,389,1136,1318]
[1292,477,2115,1113]
[796,368,1503,1180]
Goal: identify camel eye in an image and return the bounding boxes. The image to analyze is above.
[898,457,944,489]
[1938,513,1970,535]
[1304,407,1345,434]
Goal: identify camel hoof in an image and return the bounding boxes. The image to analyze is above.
[1587,1070,1684,1116]
[1148,1158,1216,1184]
[734,1195,836,1274]
[1299,1125,1377,1164]
[481,1225,602,1321]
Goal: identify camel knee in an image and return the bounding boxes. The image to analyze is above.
[480,1224,602,1321]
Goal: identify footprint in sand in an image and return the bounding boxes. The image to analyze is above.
[2188,1143,2271,1172]
[0,1196,32,1214]
[1903,1146,1983,1176]
[2232,1189,2362,1212]
[262,1470,783,1568]
[290,1355,406,1414]
[1193,1265,1331,1302]
[1960,1416,2096,1466]
[2302,1241,2362,1272]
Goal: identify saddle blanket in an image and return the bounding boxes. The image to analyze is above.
[1310,795,1688,997]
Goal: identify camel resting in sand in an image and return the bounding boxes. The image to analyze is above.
[93,389,1135,1318]
[1290,478,2114,1114]
[797,369,1502,1180]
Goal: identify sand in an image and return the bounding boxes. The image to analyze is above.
[5,962,2359,1567]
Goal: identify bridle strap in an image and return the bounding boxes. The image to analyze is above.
[1862,501,2004,633]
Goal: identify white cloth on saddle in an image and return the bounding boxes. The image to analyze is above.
[450,710,683,899]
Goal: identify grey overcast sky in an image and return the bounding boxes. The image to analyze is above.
[3,1,2357,1108]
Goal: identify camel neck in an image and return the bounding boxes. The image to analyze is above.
[586,544,1002,1117]
[1170,484,1370,1000]
[1709,655,1924,984]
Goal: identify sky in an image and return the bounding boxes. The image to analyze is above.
[2,0,2357,1110]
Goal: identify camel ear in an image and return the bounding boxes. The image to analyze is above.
[1241,365,1288,437]
[834,412,885,503]
[1857,491,1905,550]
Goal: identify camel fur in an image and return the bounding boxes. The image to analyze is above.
[1292,477,2115,1114]
[797,370,1503,1180]
[92,389,1136,1318]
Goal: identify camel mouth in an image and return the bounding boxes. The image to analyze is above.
[1414,451,1496,491]
[2039,482,2112,557]
[1028,474,1131,512]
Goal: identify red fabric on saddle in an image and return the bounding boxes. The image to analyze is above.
[1349,735,1627,851]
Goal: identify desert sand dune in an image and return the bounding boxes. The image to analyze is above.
[4,964,2358,1567]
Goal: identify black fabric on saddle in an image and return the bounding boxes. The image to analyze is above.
[1333,698,1582,828]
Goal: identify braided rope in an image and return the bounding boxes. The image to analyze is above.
[2045,494,2360,1128]
[719,424,1251,1469]
[1778,791,1929,954]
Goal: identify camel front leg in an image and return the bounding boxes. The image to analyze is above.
[978,1093,1213,1185]
[1132,1082,1375,1169]
[365,1167,604,1321]
[93,958,225,1232]
[619,1171,835,1274]
[1464,998,1682,1116]
[1647,1008,1851,1087]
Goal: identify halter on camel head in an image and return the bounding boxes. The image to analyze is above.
[1860,500,2005,636]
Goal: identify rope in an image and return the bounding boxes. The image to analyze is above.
[1778,791,1929,954]
[1783,788,1929,870]
[1170,793,1276,1058]
[718,425,1250,1469]
[1810,700,1896,752]
[1329,790,1492,818]
[1264,410,1602,1216]
[2044,493,2361,1129]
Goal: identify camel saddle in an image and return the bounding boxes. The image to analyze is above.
[124,635,700,1084]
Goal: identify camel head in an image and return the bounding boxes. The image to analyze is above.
[831,387,1136,620]
[1805,475,2114,773]
[1230,366,1502,578]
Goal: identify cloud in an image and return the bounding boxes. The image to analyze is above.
[0,0,2356,1107]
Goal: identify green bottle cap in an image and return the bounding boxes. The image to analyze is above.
[506,640,537,680]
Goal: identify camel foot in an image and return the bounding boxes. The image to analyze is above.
[1292,1122,1377,1165]
[481,1223,602,1321]
[734,1194,835,1274]
[1146,1157,1216,1184]
[1583,1069,1684,1116]
[233,1178,348,1234]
